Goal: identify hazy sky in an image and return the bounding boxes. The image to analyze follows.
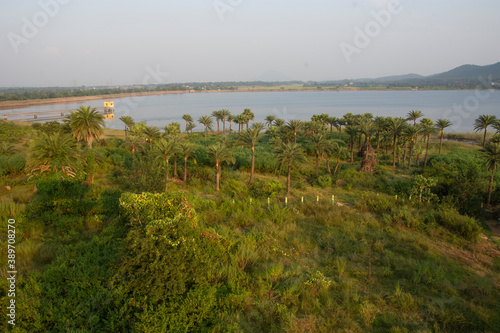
[1,0,499,87]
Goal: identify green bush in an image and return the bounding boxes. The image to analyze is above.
[433,207,481,240]
[0,154,26,175]
[317,175,332,188]
[249,179,284,198]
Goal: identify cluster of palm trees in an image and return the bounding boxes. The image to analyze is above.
[27,104,500,204]
[196,108,256,140]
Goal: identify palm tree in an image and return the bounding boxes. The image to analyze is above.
[69,105,105,148]
[373,116,385,149]
[238,126,265,184]
[406,110,424,127]
[345,126,359,163]
[435,119,452,154]
[182,114,193,133]
[220,109,231,134]
[212,110,223,135]
[243,109,255,129]
[129,122,147,140]
[119,115,135,138]
[274,118,285,128]
[483,142,500,205]
[143,126,160,149]
[310,133,328,178]
[227,114,236,132]
[27,131,81,178]
[186,121,196,135]
[155,139,176,191]
[198,115,214,141]
[420,121,436,167]
[474,114,497,146]
[331,143,349,175]
[124,135,144,168]
[404,125,420,168]
[274,142,306,194]
[286,119,303,144]
[179,142,196,182]
[0,142,16,155]
[336,117,347,139]
[167,134,186,179]
[265,115,277,128]
[386,117,406,167]
[207,142,235,192]
[326,116,338,139]
[164,122,181,135]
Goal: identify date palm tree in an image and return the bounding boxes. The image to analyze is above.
[179,142,196,182]
[285,119,303,144]
[69,105,105,148]
[274,118,285,128]
[243,108,254,129]
[274,142,306,194]
[27,131,81,178]
[474,114,497,146]
[435,119,452,154]
[407,110,424,127]
[482,141,500,205]
[238,125,265,184]
[326,116,338,139]
[420,121,436,167]
[373,116,385,149]
[155,139,176,191]
[386,117,406,167]
[143,126,160,149]
[336,117,347,139]
[311,133,328,178]
[220,109,231,134]
[405,125,420,168]
[345,126,359,163]
[119,115,135,138]
[207,142,235,192]
[212,110,223,135]
[265,115,277,128]
[167,134,186,179]
[125,135,144,168]
[227,114,236,132]
[186,121,196,135]
[198,115,214,141]
[182,114,193,133]
[330,143,349,175]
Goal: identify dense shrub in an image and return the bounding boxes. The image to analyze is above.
[0,154,26,175]
[433,206,481,241]
[317,175,332,188]
[249,179,284,198]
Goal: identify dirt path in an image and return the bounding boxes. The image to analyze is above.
[486,220,500,236]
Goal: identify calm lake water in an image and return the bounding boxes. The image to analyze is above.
[4,90,500,132]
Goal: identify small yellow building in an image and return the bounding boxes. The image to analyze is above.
[103,101,115,119]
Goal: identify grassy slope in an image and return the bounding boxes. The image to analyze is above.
[0,123,499,332]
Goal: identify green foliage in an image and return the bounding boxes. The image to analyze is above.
[433,206,481,240]
[249,179,284,198]
[0,154,26,175]
[317,174,332,188]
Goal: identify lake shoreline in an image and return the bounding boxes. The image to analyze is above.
[1,87,496,111]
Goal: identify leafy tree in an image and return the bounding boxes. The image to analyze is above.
[144,126,161,149]
[119,115,135,137]
[410,175,437,203]
[474,114,497,146]
[482,141,500,205]
[237,125,265,184]
[198,115,214,141]
[207,142,235,191]
[182,114,193,133]
[274,142,306,194]
[69,105,105,148]
[27,131,81,178]
[435,118,452,154]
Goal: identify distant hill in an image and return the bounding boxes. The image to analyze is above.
[429,62,500,80]
[253,71,293,82]
[356,73,424,83]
